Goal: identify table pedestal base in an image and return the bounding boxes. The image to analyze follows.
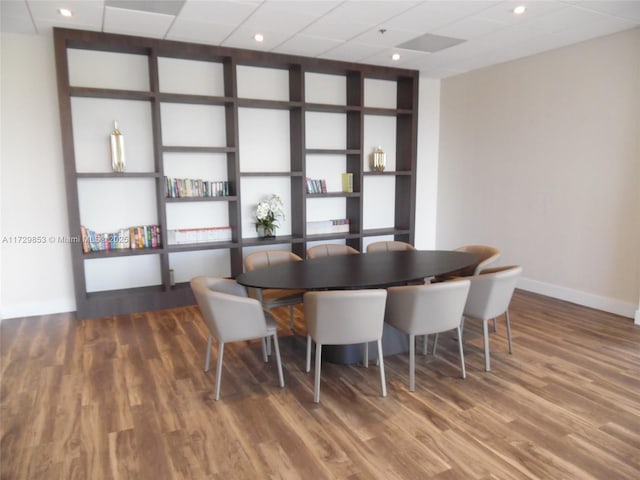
[323,324,410,365]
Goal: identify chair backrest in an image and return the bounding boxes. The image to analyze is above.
[307,244,360,259]
[366,241,416,253]
[454,244,501,276]
[304,289,387,345]
[244,250,302,272]
[190,276,267,342]
[386,279,470,335]
[463,265,522,321]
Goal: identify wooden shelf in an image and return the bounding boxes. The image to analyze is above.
[54,27,418,319]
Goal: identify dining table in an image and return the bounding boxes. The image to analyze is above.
[236,249,478,364]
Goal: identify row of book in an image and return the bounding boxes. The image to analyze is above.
[164,176,230,198]
[167,226,232,245]
[80,225,161,253]
[306,219,350,235]
[306,178,327,194]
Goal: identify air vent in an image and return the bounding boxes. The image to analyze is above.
[105,0,185,16]
[397,33,465,53]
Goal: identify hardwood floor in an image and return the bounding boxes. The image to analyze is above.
[1,290,639,479]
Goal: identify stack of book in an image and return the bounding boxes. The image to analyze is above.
[80,225,161,253]
[306,178,327,194]
[306,219,350,235]
[167,226,232,245]
[165,177,230,198]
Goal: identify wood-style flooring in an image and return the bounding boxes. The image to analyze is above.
[1,290,639,479]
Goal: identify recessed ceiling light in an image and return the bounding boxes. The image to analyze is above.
[513,5,526,15]
[254,33,264,42]
[391,53,400,61]
[58,8,73,17]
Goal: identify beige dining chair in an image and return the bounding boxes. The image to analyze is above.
[385,280,471,391]
[307,243,360,259]
[304,289,388,403]
[462,265,522,371]
[366,240,416,253]
[244,250,305,330]
[436,245,501,281]
[190,276,285,400]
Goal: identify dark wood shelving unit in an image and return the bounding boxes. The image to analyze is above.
[54,27,418,319]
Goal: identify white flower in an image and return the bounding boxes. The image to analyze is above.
[255,194,284,228]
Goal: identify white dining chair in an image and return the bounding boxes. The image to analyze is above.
[304,289,388,403]
[462,265,522,371]
[191,276,285,400]
[385,279,471,391]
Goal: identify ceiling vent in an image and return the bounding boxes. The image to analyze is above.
[105,0,185,16]
[397,33,466,53]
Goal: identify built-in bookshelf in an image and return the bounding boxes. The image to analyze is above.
[54,28,418,319]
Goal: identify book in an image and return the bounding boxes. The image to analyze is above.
[342,173,353,193]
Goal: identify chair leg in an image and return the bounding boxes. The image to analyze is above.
[363,342,369,368]
[422,335,429,355]
[377,339,387,397]
[215,342,225,401]
[482,320,491,371]
[432,333,439,355]
[204,335,213,372]
[460,316,465,341]
[261,337,268,363]
[272,333,285,388]
[456,326,466,379]
[289,305,295,330]
[314,343,322,403]
[306,335,312,373]
[492,317,498,332]
[505,310,513,354]
[409,334,415,392]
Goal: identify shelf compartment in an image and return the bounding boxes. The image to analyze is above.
[162,146,235,153]
[304,103,362,113]
[306,192,360,198]
[305,149,360,155]
[363,228,411,237]
[69,86,153,101]
[241,235,305,247]
[305,232,361,241]
[82,247,164,259]
[167,240,237,252]
[76,172,160,178]
[158,93,233,105]
[165,195,237,203]
[237,98,302,110]
[240,171,303,177]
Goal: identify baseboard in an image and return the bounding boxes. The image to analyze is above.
[0,299,76,321]
[518,277,636,319]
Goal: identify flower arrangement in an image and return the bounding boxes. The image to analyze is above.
[255,194,284,239]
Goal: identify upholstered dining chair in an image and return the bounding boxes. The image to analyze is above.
[366,240,416,253]
[436,245,501,281]
[304,289,388,403]
[190,276,285,400]
[244,250,305,330]
[385,280,471,391]
[307,243,360,259]
[461,265,522,371]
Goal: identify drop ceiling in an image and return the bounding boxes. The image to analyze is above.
[1,0,639,78]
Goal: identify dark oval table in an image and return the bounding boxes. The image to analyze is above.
[236,250,478,291]
[236,250,478,364]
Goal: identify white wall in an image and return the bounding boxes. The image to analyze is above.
[437,28,640,318]
[1,33,76,318]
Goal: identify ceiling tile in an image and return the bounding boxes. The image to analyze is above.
[236,3,318,35]
[318,42,386,63]
[474,0,567,25]
[27,0,104,34]
[166,19,236,45]
[351,26,424,48]
[361,47,431,68]
[384,1,498,32]
[432,16,505,40]
[326,0,420,25]
[222,27,291,50]
[176,0,260,25]
[271,34,343,57]
[103,6,175,38]
[301,14,375,41]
